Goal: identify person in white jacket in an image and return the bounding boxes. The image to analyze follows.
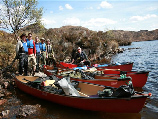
[16,33,28,76]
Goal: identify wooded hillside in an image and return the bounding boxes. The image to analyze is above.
[0,25,158,70]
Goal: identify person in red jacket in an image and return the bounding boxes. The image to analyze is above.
[26,33,36,75]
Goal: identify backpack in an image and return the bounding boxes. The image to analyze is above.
[112,81,135,97]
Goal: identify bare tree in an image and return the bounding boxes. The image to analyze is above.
[0,0,43,39]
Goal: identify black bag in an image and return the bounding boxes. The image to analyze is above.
[43,86,64,94]
[98,87,114,97]
[27,81,41,89]
[71,81,79,88]
[113,84,135,97]
[78,70,94,80]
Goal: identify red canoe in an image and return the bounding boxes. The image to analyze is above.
[56,62,133,71]
[13,75,151,113]
[44,65,149,88]
[44,67,131,88]
[98,70,149,88]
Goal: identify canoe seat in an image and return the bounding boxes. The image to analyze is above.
[44,80,56,86]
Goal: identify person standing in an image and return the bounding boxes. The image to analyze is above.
[16,33,28,76]
[35,36,41,72]
[46,39,56,66]
[71,47,90,66]
[26,33,36,75]
[40,38,47,65]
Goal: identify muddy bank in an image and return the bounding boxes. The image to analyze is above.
[0,72,48,119]
[0,82,47,119]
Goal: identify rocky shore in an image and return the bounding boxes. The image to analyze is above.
[0,72,47,119]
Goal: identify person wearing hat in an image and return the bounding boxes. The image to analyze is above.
[35,36,41,72]
[26,33,36,76]
[16,33,28,76]
[46,39,56,66]
[40,37,47,65]
[71,47,90,66]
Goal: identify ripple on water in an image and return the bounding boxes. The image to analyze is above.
[111,40,158,118]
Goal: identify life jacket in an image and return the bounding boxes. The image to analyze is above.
[40,43,46,51]
[19,41,28,53]
[47,45,52,53]
[35,43,40,53]
[22,42,28,52]
[27,39,34,48]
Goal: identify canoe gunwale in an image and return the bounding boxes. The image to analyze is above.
[12,74,150,113]
[13,74,149,100]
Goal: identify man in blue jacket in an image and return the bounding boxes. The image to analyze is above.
[40,38,47,65]
[35,36,41,72]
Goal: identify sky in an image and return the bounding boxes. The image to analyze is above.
[37,0,158,32]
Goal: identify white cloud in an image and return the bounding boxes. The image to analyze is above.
[150,23,158,30]
[83,18,117,27]
[99,1,113,9]
[62,17,117,31]
[119,18,127,22]
[42,18,56,25]
[147,7,158,11]
[117,27,137,31]
[130,14,158,22]
[63,17,80,26]
[50,11,53,14]
[85,7,93,10]
[81,18,117,31]
[59,6,63,11]
[65,4,73,10]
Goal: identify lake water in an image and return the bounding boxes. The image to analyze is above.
[111,40,158,119]
[9,40,158,119]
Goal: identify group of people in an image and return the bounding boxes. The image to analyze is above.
[16,32,90,76]
[16,33,56,76]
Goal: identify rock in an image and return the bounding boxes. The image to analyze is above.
[34,72,47,77]
[0,99,7,105]
[0,110,10,118]
[128,47,140,50]
[117,48,124,53]
[16,104,41,118]
[4,90,12,97]
[0,93,5,98]
[2,81,10,89]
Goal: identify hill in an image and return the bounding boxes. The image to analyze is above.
[40,26,158,62]
[110,29,158,44]
[0,25,158,70]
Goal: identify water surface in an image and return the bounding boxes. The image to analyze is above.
[111,40,158,118]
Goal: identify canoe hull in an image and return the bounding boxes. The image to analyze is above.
[44,68,130,88]
[57,62,133,71]
[102,71,149,88]
[14,76,147,113]
[44,67,148,88]
[95,62,133,71]
[57,75,130,88]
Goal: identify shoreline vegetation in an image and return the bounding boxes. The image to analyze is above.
[0,25,158,118]
[1,24,158,69]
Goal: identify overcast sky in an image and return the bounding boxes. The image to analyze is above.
[37,0,158,32]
